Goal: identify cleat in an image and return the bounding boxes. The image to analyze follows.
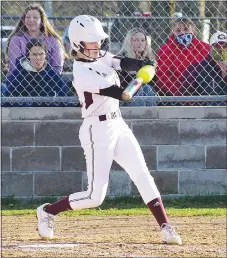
[37,203,55,239]
[161,223,182,245]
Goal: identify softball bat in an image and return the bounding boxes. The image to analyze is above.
[121,78,143,101]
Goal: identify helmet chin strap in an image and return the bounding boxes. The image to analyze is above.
[78,40,108,61]
[80,49,99,61]
[82,49,108,61]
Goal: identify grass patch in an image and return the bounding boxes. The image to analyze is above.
[2,207,225,217]
[1,195,226,216]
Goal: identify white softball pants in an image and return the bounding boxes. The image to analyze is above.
[69,115,160,210]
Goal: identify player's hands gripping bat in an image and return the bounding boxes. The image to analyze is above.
[121,65,156,101]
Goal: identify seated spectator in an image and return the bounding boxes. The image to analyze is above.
[181,31,227,106]
[6,3,65,74]
[156,17,210,96]
[118,28,158,106]
[2,38,72,107]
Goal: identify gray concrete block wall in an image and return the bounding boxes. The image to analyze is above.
[180,120,226,145]
[158,146,205,169]
[133,121,180,145]
[12,147,60,171]
[2,122,34,146]
[35,122,81,146]
[1,107,226,199]
[179,170,227,195]
[206,146,227,169]
[34,172,83,196]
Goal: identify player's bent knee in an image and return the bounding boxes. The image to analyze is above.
[88,197,104,208]
[69,196,104,210]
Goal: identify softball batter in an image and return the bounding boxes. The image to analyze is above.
[37,15,182,245]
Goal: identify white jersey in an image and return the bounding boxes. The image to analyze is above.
[72,52,121,118]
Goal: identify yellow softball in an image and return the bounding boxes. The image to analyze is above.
[136,65,156,84]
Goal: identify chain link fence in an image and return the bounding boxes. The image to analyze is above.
[1,0,227,107]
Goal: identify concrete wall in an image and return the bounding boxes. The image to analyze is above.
[1,106,227,199]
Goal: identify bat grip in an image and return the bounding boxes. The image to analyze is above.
[121,78,143,101]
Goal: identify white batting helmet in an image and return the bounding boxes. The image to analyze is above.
[68,15,109,52]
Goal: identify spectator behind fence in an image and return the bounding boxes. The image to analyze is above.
[156,17,210,96]
[6,3,65,74]
[2,38,72,107]
[181,31,227,106]
[118,28,158,106]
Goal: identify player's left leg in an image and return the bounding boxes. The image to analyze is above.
[114,126,182,245]
[37,119,118,239]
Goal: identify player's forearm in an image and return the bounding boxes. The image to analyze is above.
[98,85,124,100]
[98,76,143,102]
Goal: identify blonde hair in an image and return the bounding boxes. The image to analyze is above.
[119,28,156,65]
[6,3,66,57]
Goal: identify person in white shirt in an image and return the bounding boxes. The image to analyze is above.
[36,15,182,245]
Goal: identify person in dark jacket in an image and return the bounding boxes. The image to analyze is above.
[118,28,158,106]
[2,38,73,107]
[181,31,227,106]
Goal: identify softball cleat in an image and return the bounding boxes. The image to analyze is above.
[37,203,55,239]
[161,223,182,245]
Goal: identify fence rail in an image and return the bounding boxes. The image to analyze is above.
[2,15,227,20]
[2,95,227,104]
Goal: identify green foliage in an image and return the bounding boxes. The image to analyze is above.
[1,196,58,210]
[163,194,227,208]
[1,194,20,206]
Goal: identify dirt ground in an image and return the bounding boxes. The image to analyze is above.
[1,215,226,258]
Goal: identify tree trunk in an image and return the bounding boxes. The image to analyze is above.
[217,0,226,31]
[169,0,176,18]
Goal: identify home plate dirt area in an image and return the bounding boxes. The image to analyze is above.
[2,215,226,257]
